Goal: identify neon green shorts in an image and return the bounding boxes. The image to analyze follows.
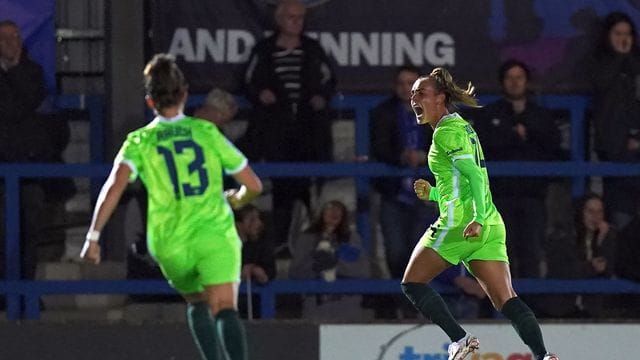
[155,241,241,295]
[420,218,509,269]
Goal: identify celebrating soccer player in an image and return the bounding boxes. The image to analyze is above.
[400,67,558,360]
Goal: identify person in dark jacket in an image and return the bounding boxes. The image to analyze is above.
[474,59,562,278]
[589,12,640,230]
[0,20,48,287]
[369,65,438,280]
[242,0,336,254]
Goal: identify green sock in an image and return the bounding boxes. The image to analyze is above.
[215,309,248,360]
[501,297,547,360]
[187,302,221,360]
[401,282,466,342]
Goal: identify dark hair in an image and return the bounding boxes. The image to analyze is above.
[306,200,351,243]
[143,53,187,112]
[498,59,531,82]
[574,192,605,247]
[422,67,480,108]
[597,11,638,55]
[394,65,421,79]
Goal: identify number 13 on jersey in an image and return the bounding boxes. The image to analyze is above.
[157,139,209,199]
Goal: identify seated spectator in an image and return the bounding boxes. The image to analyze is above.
[589,12,640,230]
[235,204,276,319]
[289,200,369,280]
[288,200,370,321]
[194,88,238,130]
[614,196,640,318]
[545,193,617,318]
[473,59,562,279]
[0,20,48,289]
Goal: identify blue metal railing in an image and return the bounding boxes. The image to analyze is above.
[2,94,640,320]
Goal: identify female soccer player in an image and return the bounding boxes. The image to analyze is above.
[80,53,261,360]
[401,67,558,360]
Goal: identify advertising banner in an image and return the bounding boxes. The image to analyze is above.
[150,0,640,94]
[320,323,638,359]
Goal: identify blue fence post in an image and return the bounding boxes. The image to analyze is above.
[260,283,276,319]
[354,103,372,251]
[5,174,21,320]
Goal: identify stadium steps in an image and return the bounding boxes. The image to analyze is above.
[36,261,127,311]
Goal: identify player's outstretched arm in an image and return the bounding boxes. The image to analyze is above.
[80,163,131,264]
[226,165,263,209]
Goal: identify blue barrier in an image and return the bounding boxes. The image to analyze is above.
[2,94,640,320]
[2,278,639,320]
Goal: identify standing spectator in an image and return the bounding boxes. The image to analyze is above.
[370,65,438,280]
[474,59,562,278]
[0,20,48,286]
[589,12,640,230]
[545,193,617,318]
[235,204,275,319]
[242,0,336,255]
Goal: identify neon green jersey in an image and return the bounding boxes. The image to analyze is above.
[115,115,247,258]
[427,113,503,227]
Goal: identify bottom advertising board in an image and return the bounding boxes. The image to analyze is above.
[320,323,636,359]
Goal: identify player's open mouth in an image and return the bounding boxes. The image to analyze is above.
[412,103,424,117]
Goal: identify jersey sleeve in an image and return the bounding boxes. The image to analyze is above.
[114,132,143,182]
[211,125,248,174]
[433,127,474,162]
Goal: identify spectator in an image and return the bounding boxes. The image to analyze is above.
[289,200,369,280]
[235,204,276,319]
[288,200,370,320]
[589,12,640,230]
[614,195,640,318]
[0,20,48,286]
[194,88,238,130]
[242,0,336,255]
[369,65,438,280]
[474,59,562,278]
[545,193,617,318]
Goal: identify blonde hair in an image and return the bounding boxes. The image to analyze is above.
[203,88,237,115]
[425,67,480,108]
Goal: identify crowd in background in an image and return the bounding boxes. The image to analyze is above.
[1,2,640,320]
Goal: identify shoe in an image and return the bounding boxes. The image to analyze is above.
[448,335,480,360]
[543,354,559,360]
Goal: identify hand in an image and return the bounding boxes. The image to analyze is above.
[591,257,607,273]
[513,123,527,140]
[596,220,610,242]
[241,264,254,280]
[258,89,276,105]
[224,188,241,209]
[80,241,101,264]
[463,221,482,238]
[414,179,432,201]
[251,266,269,284]
[309,95,327,111]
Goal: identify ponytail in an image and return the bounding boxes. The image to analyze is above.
[427,67,480,108]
